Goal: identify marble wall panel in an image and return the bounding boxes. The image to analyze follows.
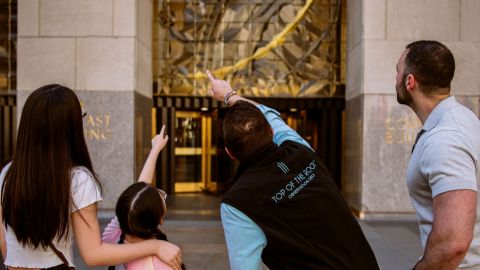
[114,0,136,37]
[17,38,75,91]
[386,0,460,41]
[344,94,364,211]
[461,0,480,42]
[346,42,364,101]
[17,0,39,36]
[76,91,135,209]
[76,38,135,91]
[40,0,113,36]
[364,0,386,40]
[362,94,417,213]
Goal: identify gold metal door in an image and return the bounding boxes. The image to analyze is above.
[174,111,217,193]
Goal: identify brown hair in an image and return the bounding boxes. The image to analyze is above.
[405,40,455,95]
[116,182,165,239]
[223,101,273,161]
[1,84,101,248]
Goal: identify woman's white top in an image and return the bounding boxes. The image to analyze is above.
[0,163,102,268]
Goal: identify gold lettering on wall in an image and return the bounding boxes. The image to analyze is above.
[384,115,421,145]
[84,114,112,141]
[80,100,112,141]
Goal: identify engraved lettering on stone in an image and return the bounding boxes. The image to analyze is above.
[384,115,421,145]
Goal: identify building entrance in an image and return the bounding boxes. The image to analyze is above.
[154,96,344,195]
[174,111,218,193]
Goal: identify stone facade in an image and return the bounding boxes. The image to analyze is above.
[16,0,153,209]
[346,0,480,217]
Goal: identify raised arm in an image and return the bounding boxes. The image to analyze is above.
[138,124,169,184]
[206,70,310,148]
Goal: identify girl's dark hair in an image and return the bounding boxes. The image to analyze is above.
[223,101,273,161]
[116,182,165,239]
[114,182,186,270]
[1,84,101,248]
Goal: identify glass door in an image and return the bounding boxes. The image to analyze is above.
[174,111,217,192]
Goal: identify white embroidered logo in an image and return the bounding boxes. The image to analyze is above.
[277,161,289,174]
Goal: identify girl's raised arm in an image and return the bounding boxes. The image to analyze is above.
[138,124,169,185]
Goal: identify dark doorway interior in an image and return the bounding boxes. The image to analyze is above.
[154,95,344,194]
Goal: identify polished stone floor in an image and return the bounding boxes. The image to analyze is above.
[74,193,422,270]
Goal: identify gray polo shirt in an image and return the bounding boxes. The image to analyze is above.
[407,96,480,268]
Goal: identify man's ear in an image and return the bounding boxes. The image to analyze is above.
[405,74,416,91]
[225,146,237,160]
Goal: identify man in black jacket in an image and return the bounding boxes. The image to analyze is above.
[207,70,379,270]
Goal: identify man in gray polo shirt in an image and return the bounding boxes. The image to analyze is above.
[396,40,480,269]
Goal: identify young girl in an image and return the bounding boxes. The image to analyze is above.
[0,85,182,270]
[102,126,185,270]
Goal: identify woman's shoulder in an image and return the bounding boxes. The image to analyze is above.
[71,165,94,177]
[0,162,12,185]
[70,166,102,208]
[71,166,96,185]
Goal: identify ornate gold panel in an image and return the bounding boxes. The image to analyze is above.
[154,0,341,97]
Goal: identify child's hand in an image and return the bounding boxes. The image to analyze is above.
[152,124,169,154]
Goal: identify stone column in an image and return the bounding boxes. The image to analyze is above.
[344,0,480,218]
[17,0,154,209]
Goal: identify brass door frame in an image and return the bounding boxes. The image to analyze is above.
[174,111,217,192]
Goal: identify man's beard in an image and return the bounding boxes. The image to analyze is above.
[396,77,412,105]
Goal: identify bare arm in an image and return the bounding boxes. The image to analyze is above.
[414,189,476,270]
[138,124,169,184]
[73,203,182,269]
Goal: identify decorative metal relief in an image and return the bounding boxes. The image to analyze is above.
[156,0,340,97]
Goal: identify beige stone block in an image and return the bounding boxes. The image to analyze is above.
[461,0,480,42]
[362,94,417,213]
[344,95,364,211]
[17,38,75,91]
[114,0,136,36]
[137,0,153,49]
[18,0,39,36]
[346,42,364,101]
[364,0,386,40]
[136,40,152,97]
[447,42,480,96]
[387,0,460,41]
[364,40,405,95]
[347,0,363,52]
[40,0,113,36]
[456,95,480,117]
[76,38,135,91]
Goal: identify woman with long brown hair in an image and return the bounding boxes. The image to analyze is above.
[0,85,182,270]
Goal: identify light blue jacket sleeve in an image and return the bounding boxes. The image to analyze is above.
[221,203,266,270]
[256,104,312,149]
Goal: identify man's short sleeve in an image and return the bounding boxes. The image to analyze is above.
[420,131,478,197]
[71,167,102,212]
